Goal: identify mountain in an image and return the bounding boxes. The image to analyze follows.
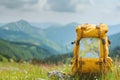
[109,32,120,49]
[0,23,4,27]
[44,23,120,52]
[45,22,78,52]
[0,39,55,61]
[108,32,120,58]
[31,22,63,29]
[108,24,120,35]
[1,20,120,62]
[0,20,62,53]
[0,20,120,59]
[1,20,45,36]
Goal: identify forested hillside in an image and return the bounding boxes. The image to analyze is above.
[0,39,57,62]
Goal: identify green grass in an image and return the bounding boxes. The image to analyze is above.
[0,62,71,80]
[0,62,119,80]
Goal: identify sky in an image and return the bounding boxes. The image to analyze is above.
[0,0,120,25]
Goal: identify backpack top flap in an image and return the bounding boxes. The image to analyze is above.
[76,23,108,40]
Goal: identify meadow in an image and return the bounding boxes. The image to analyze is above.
[0,61,120,80]
[0,62,71,80]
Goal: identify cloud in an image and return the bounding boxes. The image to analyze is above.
[116,6,120,10]
[45,0,93,12]
[45,0,75,12]
[115,3,120,12]
[0,0,94,12]
[0,0,120,25]
[0,0,38,9]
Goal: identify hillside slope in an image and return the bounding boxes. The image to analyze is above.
[109,32,120,49]
[0,39,56,61]
[45,23,78,52]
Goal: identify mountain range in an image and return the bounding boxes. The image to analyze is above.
[0,20,120,61]
[0,20,63,61]
[44,23,120,51]
[0,20,62,52]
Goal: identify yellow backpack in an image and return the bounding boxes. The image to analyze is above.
[71,23,113,75]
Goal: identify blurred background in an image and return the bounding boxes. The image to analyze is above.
[0,0,120,63]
